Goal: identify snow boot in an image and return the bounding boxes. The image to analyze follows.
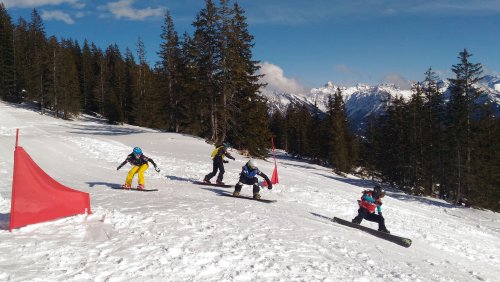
[253,193,261,200]
[233,191,240,197]
[203,177,211,184]
[378,227,390,234]
[121,184,131,189]
[216,180,225,185]
[351,217,362,224]
[137,184,145,190]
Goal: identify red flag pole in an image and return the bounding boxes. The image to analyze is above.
[264,136,279,186]
[271,136,277,166]
[15,128,19,148]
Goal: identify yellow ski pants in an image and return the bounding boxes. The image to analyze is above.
[125,164,149,186]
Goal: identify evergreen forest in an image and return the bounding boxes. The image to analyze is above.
[0,1,498,211]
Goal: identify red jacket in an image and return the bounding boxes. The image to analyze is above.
[360,191,382,213]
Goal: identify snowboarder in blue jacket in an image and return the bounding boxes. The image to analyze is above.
[233,159,272,199]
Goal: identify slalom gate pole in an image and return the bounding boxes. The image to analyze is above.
[15,128,19,148]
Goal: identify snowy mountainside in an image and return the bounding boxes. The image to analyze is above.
[263,75,500,130]
[0,101,499,281]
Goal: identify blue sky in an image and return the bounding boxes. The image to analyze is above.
[3,0,500,92]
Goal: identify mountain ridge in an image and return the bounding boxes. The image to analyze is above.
[262,75,500,131]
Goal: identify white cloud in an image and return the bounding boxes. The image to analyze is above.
[258,62,307,94]
[382,74,411,90]
[2,0,83,9]
[41,10,74,24]
[100,0,166,21]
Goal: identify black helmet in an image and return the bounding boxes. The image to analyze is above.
[373,185,385,197]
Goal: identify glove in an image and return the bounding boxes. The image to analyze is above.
[379,212,383,217]
[117,166,121,170]
[155,167,160,172]
[268,184,273,190]
[223,160,229,163]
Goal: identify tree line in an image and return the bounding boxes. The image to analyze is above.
[269,50,499,211]
[0,0,270,156]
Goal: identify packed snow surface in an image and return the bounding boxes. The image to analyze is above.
[0,101,499,281]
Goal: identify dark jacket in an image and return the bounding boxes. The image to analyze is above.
[118,153,157,169]
[211,146,235,161]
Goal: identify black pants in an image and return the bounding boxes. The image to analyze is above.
[205,156,225,181]
[234,175,260,194]
[354,208,387,230]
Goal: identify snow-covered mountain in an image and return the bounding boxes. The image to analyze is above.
[263,75,500,131]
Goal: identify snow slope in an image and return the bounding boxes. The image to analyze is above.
[0,101,499,281]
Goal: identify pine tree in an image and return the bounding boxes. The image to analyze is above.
[421,67,446,196]
[92,44,106,116]
[471,104,500,210]
[13,17,30,101]
[123,48,136,124]
[58,39,81,119]
[406,82,426,192]
[28,9,48,113]
[270,109,286,150]
[191,0,221,141]
[325,88,351,173]
[0,3,16,101]
[81,40,97,113]
[103,44,126,124]
[223,1,269,156]
[178,32,203,135]
[447,49,484,204]
[158,11,183,132]
[133,37,159,127]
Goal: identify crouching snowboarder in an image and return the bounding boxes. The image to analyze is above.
[117,147,159,190]
[352,185,390,233]
[233,159,272,199]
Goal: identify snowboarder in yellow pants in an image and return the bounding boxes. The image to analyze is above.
[125,163,149,187]
[117,147,160,189]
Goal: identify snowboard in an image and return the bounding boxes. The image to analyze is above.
[113,186,158,192]
[332,217,412,248]
[221,193,277,203]
[193,181,233,188]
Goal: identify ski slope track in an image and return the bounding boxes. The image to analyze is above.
[0,101,499,281]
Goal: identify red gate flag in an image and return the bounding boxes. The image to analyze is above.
[9,143,91,231]
[264,137,279,186]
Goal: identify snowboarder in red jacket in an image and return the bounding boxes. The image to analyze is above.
[352,185,390,233]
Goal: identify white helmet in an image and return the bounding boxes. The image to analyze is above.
[247,159,257,169]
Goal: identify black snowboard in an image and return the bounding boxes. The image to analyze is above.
[113,187,158,192]
[193,181,233,188]
[221,193,276,203]
[332,217,412,248]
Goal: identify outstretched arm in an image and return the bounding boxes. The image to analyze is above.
[117,160,127,170]
[147,158,160,172]
[258,171,272,189]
